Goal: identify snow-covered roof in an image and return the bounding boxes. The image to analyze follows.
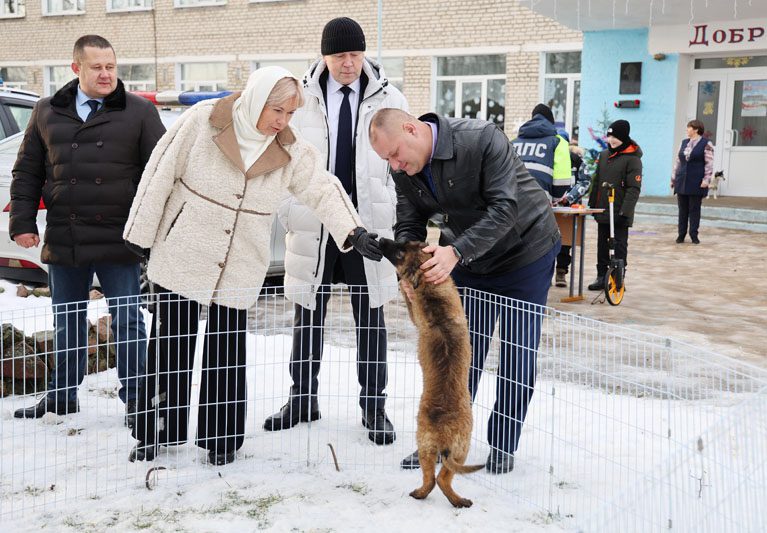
[524,0,767,31]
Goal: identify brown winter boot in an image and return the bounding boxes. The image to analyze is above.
[555,268,567,287]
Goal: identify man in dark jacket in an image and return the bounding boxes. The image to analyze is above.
[369,109,561,474]
[587,119,642,291]
[10,35,166,422]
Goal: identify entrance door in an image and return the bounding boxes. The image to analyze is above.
[689,67,767,197]
[723,74,767,196]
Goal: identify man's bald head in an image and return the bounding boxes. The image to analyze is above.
[369,108,416,145]
[369,108,433,176]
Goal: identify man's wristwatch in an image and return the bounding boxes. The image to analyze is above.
[451,245,463,264]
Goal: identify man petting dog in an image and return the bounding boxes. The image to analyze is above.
[369,109,561,474]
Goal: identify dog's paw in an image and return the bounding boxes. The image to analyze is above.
[409,489,428,500]
[451,497,473,508]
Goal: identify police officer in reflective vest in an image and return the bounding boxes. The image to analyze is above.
[512,103,572,200]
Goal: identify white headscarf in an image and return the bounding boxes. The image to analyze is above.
[232,66,298,170]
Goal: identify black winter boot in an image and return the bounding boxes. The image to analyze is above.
[588,277,605,291]
[263,397,320,431]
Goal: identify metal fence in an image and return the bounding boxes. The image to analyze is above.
[0,285,765,531]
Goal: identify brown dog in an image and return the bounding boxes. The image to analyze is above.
[380,238,483,508]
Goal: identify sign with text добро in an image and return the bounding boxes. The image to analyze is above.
[649,18,767,55]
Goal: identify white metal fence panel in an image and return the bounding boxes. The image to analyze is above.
[0,285,764,531]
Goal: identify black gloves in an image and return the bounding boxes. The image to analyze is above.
[124,240,150,261]
[348,227,383,262]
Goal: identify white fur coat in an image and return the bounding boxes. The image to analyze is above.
[124,94,362,309]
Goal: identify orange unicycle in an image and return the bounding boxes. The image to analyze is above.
[603,183,625,306]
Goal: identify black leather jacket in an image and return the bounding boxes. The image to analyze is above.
[393,114,560,276]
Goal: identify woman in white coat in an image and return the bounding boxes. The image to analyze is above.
[123,67,382,465]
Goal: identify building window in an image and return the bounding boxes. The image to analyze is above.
[252,59,312,80]
[107,0,153,11]
[118,64,156,91]
[178,62,228,91]
[381,57,404,92]
[46,66,74,96]
[174,0,225,7]
[1,0,25,17]
[43,0,85,15]
[0,66,27,88]
[541,51,581,138]
[694,55,767,69]
[435,54,506,128]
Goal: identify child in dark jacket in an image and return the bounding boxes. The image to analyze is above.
[553,129,592,287]
[587,119,642,291]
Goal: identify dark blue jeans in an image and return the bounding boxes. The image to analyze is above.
[453,242,559,455]
[48,262,147,403]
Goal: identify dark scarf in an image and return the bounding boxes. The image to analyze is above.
[609,140,631,155]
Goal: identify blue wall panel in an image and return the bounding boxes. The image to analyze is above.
[579,29,679,196]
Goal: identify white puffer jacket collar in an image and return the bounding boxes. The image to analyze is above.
[279,58,409,310]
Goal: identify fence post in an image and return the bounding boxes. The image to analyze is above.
[665,337,674,530]
[548,384,556,519]
[306,351,315,468]
[544,306,557,519]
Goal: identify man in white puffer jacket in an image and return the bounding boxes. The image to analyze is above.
[264,17,408,445]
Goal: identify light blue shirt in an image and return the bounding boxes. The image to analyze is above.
[75,86,104,122]
[426,121,438,163]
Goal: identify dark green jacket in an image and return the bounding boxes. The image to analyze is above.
[588,142,643,226]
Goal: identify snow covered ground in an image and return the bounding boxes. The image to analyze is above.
[1,279,765,532]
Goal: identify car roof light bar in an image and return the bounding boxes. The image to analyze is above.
[132,90,233,106]
[178,91,232,105]
[132,91,158,105]
[156,91,184,105]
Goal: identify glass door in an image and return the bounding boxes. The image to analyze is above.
[688,74,727,180]
[722,74,767,196]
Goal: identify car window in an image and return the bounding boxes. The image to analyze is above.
[6,103,33,132]
[0,133,23,155]
[159,108,185,129]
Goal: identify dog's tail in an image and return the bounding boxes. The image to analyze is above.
[443,454,484,475]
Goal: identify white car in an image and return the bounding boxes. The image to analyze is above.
[0,98,286,286]
[0,131,48,283]
[0,85,37,141]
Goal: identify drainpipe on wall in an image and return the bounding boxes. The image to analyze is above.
[377,0,382,65]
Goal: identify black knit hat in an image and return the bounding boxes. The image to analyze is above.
[532,103,555,124]
[606,119,631,143]
[321,17,366,56]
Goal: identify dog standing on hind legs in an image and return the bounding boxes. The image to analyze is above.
[380,238,484,508]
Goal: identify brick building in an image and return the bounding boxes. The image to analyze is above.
[0,0,582,136]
